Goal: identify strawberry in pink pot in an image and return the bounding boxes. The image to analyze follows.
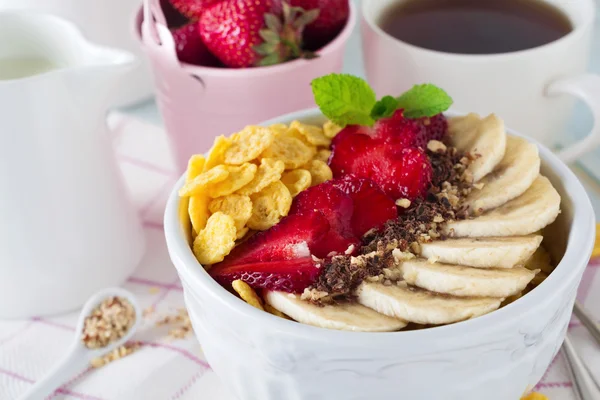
[289,0,350,50]
[199,0,320,68]
[172,23,222,66]
[168,0,222,20]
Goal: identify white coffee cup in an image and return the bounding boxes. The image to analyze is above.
[361,0,600,163]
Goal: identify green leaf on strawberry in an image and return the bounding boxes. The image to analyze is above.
[311,74,453,127]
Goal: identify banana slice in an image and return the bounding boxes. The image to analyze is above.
[264,291,407,332]
[419,235,543,268]
[399,259,537,298]
[444,176,560,237]
[525,246,554,274]
[356,282,502,325]
[465,136,540,213]
[448,113,506,182]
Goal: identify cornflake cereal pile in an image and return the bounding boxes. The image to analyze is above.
[82,297,136,350]
[179,120,340,265]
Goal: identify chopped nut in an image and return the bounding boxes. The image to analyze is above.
[344,244,356,255]
[395,198,411,208]
[473,182,485,190]
[81,297,136,350]
[90,342,141,368]
[300,288,330,302]
[433,214,444,223]
[427,140,447,153]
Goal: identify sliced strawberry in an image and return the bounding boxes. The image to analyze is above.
[215,212,329,267]
[329,127,432,200]
[172,23,221,66]
[210,257,320,293]
[374,109,428,151]
[374,147,432,200]
[290,182,359,257]
[332,175,397,237]
[418,113,448,142]
[329,125,373,177]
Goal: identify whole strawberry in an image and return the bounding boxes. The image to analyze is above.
[289,0,349,50]
[172,23,221,66]
[168,0,222,20]
[199,0,319,68]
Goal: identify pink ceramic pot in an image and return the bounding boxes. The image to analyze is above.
[136,0,356,172]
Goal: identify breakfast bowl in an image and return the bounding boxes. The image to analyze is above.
[164,107,594,400]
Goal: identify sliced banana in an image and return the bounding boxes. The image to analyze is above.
[444,176,560,238]
[465,136,540,213]
[525,246,554,274]
[448,113,506,182]
[264,291,407,332]
[419,235,543,269]
[399,259,537,298]
[356,282,502,325]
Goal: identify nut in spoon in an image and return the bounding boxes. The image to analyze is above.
[18,287,141,400]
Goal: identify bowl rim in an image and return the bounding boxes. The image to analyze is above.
[164,108,596,343]
[134,1,357,77]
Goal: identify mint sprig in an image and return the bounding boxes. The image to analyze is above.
[311,74,453,127]
[311,74,377,127]
[396,84,453,118]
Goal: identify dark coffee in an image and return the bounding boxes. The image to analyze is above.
[379,0,573,54]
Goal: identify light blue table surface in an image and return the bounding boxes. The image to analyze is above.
[123,0,600,218]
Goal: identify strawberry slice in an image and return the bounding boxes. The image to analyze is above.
[215,212,329,268]
[332,175,397,237]
[329,124,433,200]
[374,109,428,151]
[290,182,359,257]
[210,257,320,293]
[418,113,448,142]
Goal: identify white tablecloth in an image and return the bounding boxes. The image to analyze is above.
[0,114,599,400]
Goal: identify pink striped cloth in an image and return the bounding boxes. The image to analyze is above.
[0,114,597,399]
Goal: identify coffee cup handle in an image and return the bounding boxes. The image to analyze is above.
[546,74,600,164]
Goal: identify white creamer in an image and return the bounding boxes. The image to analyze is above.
[0,12,145,318]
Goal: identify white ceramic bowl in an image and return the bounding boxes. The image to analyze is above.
[164,109,595,400]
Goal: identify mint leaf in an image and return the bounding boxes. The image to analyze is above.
[370,96,399,120]
[396,84,453,118]
[311,73,377,127]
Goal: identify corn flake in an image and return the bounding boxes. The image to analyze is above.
[264,303,290,319]
[189,194,210,236]
[237,158,285,196]
[209,194,252,232]
[193,212,237,265]
[248,181,292,230]
[186,155,206,181]
[179,197,192,245]
[291,120,331,147]
[268,123,288,136]
[204,136,232,172]
[179,165,230,197]
[224,126,275,165]
[315,149,332,163]
[281,169,312,197]
[232,280,264,310]
[236,227,250,240]
[261,136,316,170]
[521,394,549,400]
[303,160,333,186]
[323,120,343,138]
[208,163,257,198]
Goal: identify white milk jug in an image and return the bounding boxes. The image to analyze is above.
[0,0,154,106]
[0,12,146,318]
